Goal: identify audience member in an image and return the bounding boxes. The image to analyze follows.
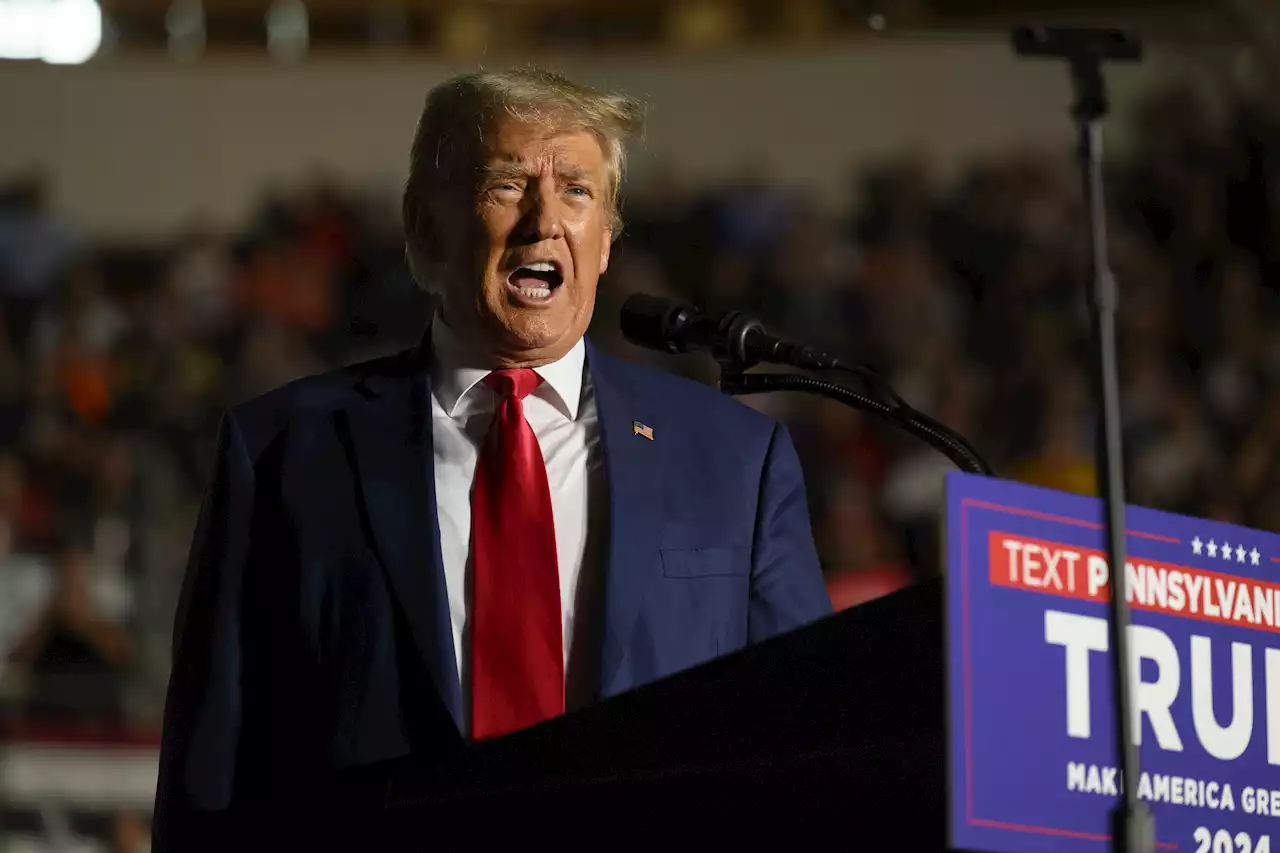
[7,542,134,724]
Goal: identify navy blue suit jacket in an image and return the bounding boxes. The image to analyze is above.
[153,332,831,849]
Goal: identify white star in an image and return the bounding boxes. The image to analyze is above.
[1237,545,1247,563]
[1192,536,1203,555]
[1208,540,1218,558]
[1222,542,1235,561]
[1252,548,1262,566]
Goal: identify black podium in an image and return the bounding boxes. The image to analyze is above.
[364,579,948,847]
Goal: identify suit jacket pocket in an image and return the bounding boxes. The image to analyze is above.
[660,547,750,578]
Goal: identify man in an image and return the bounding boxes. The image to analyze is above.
[153,69,831,849]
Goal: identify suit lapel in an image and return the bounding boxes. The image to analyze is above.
[344,341,463,731]
[344,335,665,721]
[587,340,666,697]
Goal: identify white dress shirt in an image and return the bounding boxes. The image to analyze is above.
[429,318,605,730]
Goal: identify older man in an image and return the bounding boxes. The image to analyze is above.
[153,69,831,849]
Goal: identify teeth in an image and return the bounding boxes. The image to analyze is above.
[513,285,551,298]
[524,261,557,273]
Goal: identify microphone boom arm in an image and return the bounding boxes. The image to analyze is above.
[718,370,993,476]
[617,290,992,475]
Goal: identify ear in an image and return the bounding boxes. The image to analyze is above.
[599,227,612,274]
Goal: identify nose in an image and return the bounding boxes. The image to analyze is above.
[521,175,563,241]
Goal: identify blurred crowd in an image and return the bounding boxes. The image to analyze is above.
[1,80,1279,754]
[610,83,1280,608]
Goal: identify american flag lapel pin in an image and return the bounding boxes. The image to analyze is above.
[633,421,654,440]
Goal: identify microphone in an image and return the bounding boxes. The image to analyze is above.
[1011,25,1142,63]
[618,293,991,473]
[619,294,843,372]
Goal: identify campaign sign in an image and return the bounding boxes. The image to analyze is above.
[947,472,1280,853]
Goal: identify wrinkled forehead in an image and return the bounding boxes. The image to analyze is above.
[477,117,609,173]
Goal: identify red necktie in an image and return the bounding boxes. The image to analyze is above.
[470,368,564,740]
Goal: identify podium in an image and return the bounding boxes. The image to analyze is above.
[369,579,946,846]
[349,473,1280,852]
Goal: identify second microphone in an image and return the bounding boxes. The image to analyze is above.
[619,294,844,372]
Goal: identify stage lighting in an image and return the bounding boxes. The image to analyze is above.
[0,0,103,64]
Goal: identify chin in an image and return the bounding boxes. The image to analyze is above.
[501,314,579,356]
[511,321,572,348]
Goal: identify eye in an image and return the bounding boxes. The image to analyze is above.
[483,177,523,195]
[566,185,590,198]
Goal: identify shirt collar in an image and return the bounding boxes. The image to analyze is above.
[429,315,586,421]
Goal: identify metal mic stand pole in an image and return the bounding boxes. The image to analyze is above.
[1011,25,1150,853]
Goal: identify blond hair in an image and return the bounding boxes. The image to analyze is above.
[402,68,644,290]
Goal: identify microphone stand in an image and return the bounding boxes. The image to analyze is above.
[1012,25,1151,853]
[717,367,993,477]
[704,304,992,475]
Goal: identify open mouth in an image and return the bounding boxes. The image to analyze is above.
[507,261,564,301]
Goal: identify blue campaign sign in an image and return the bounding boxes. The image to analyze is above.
[947,472,1280,853]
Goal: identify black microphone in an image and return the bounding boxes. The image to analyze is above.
[619,293,991,473]
[1011,25,1142,63]
[619,294,843,372]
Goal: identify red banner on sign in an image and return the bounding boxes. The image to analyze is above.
[988,531,1280,633]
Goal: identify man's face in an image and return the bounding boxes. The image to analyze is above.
[434,119,612,367]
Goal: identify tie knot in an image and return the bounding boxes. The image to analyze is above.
[484,368,541,401]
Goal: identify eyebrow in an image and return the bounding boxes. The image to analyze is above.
[480,160,597,184]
